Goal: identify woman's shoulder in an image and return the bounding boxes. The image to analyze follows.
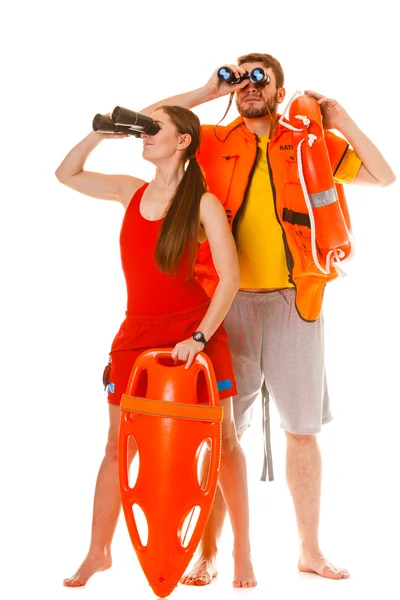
[121,177,148,209]
[200,191,224,213]
[200,191,222,207]
[199,192,228,229]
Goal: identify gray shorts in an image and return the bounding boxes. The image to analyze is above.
[224,289,332,480]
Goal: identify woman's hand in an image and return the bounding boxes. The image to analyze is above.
[171,337,205,369]
[95,131,129,139]
[94,112,129,139]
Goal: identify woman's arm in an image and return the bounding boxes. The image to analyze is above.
[171,193,240,368]
[55,130,145,208]
[195,193,240,339]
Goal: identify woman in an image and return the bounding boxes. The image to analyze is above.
[55,105,256,588]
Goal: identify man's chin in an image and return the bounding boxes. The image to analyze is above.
[240,108,269,119]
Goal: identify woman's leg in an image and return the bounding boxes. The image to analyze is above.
[63,404,137,587]
[218,396,257,588]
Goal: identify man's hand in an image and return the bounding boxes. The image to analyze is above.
[305,90,351,131]
[206,64,250,98]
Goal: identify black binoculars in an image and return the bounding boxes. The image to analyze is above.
[92,106,160,137]
[217,66,270,87]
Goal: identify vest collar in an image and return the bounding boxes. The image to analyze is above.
[226,114,289,142]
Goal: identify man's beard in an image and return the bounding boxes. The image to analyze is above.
[236,92,279,119]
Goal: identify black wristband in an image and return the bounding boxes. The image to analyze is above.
[192,331,207,346]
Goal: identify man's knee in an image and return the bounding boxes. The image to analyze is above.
[221,429,240,457]
[237,429,246,442]
[285,431,318,446]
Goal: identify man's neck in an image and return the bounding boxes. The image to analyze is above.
[242,113,278,137]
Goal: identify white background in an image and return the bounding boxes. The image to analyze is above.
[1,1,399,599]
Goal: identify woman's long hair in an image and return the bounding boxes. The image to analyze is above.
[154,105,206,278]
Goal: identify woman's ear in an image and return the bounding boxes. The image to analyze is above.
[176,133,192,151]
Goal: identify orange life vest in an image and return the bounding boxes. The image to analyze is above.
[195,102,351,322]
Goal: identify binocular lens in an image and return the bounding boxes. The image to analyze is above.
[251,68,265,83]
[217,66,270,87]
[218,67,233,82]
[217,66,243,84]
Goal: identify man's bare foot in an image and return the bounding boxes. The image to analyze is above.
[63,552,112,587]
[180,557,217,586]
[232,549,257,588]
[298,550,350,580]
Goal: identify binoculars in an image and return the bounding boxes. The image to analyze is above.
[92,106,160,137]
[217,66,270,87]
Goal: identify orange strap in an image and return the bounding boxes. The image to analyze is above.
[121,394,224,422]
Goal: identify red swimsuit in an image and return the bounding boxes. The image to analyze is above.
[105,183,237,404]
[121,183,209,315]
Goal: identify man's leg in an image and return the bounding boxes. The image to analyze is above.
[180,430,245,586]
[285,431,349,579]
[181,292,262,586]
[63,405,137,587]
[217,397,256,586]
[180,485,225,585]
[262,289,349,579]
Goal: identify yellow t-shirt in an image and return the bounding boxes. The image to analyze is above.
[236,135,361,288]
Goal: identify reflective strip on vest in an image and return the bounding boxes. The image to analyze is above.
[309,187,337,208]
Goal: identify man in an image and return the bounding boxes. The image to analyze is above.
[140,52,395,585]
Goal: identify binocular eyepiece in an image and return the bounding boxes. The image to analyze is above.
[92,107,160,137]
[217,66,270,88]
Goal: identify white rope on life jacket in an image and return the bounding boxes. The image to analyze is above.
[278,91,347,276]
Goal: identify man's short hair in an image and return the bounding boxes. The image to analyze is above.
[237,53,284,88]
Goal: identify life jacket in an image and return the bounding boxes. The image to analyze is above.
[194,101,351,322]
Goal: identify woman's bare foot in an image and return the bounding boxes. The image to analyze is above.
[180,557,218,586]
[232,549,257,588]
[63,552,112,587]
[298,549,350,579]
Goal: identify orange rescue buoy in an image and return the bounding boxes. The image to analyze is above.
[289,94,352,274]
[118,348,223,598]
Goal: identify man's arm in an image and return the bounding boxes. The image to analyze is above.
[305,90,396,187]
[139,66,249,115]
[334,119,396,186]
